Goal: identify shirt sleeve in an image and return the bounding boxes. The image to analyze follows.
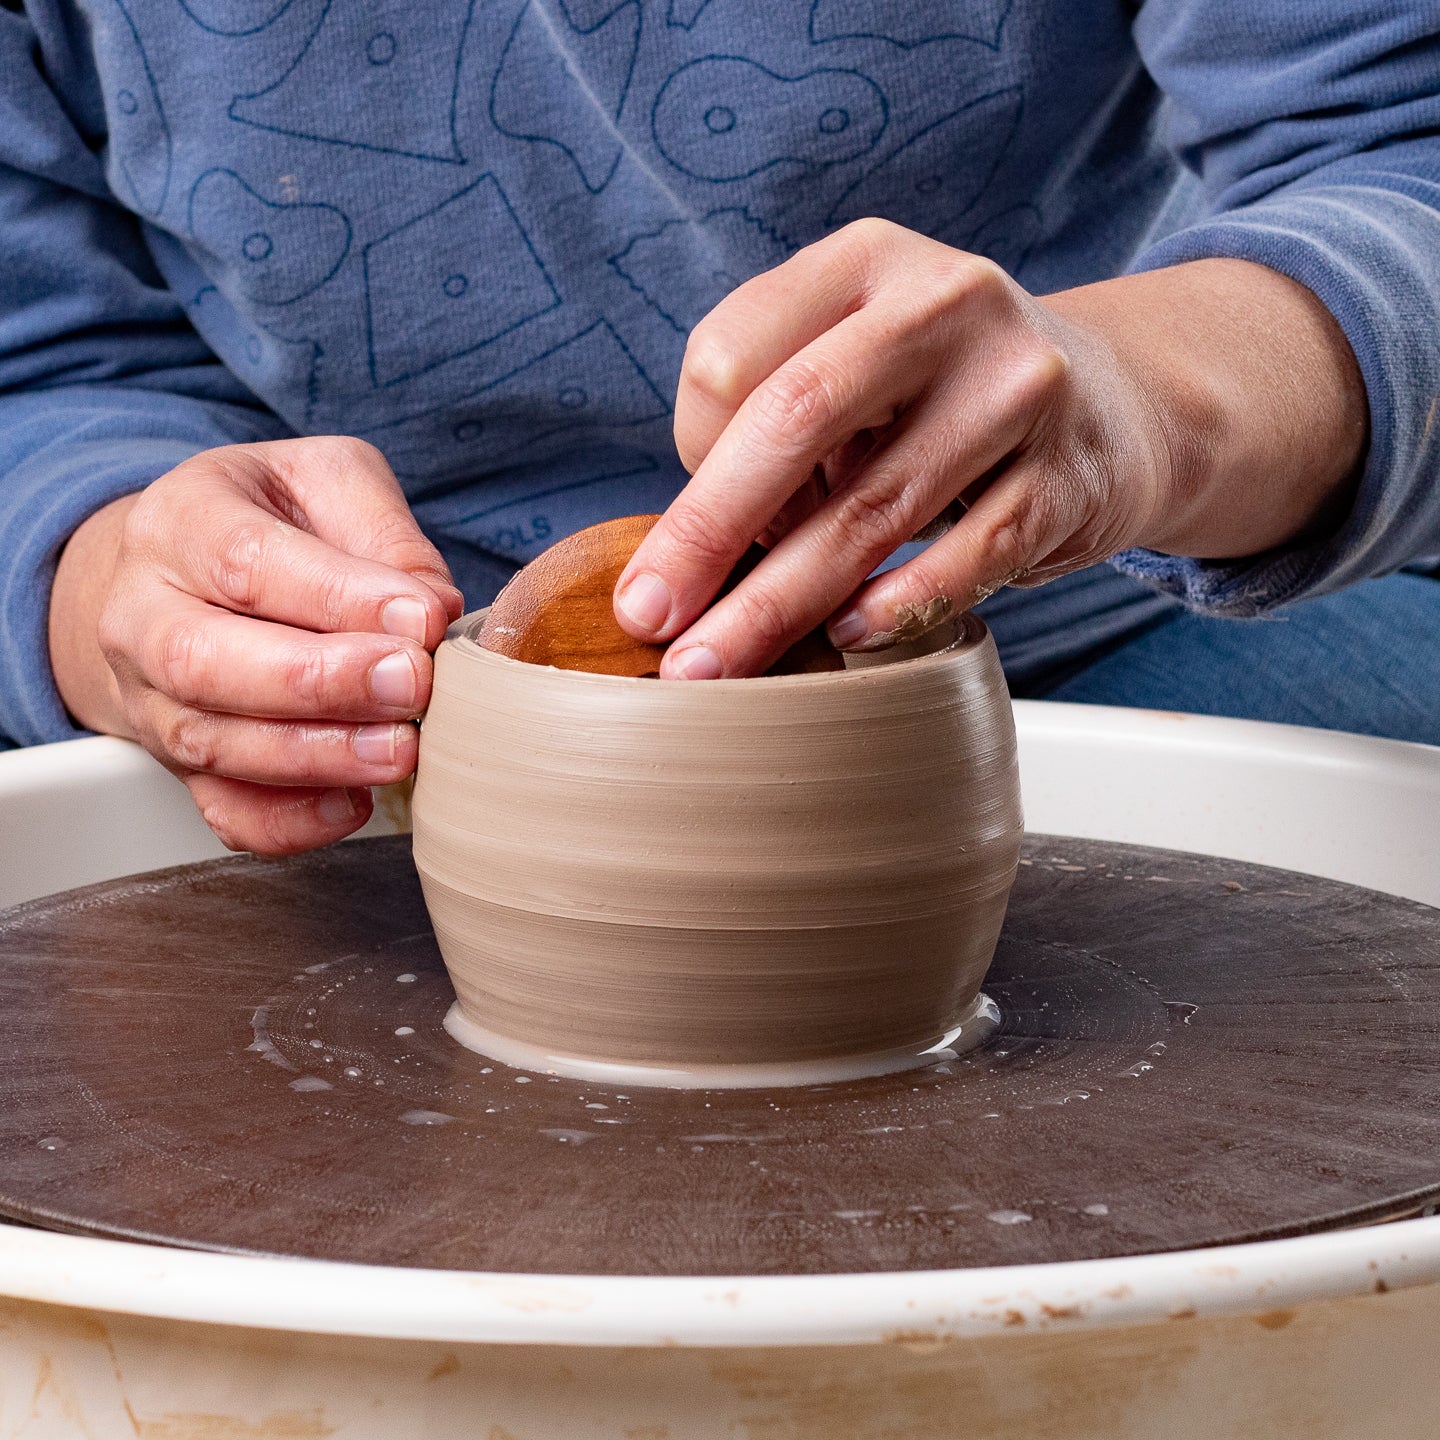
[0,5,288,747]
[1110,2,1440,615]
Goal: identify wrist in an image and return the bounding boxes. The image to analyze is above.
[1045,258,1367,561]
[49,493,139,737]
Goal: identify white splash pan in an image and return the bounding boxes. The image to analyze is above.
[1,702,1438,1440]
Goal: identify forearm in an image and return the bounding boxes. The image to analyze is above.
[1045,257,1368,560]
[48,493,137,738]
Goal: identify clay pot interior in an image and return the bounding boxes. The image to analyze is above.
[411,610,1023,1087]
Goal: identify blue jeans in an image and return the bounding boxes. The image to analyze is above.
[996,569,1440,746]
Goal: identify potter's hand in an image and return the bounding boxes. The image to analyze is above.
[48,438,461,854]
[614,219,1366,677]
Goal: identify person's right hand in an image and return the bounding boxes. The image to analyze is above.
[48,437,462,855]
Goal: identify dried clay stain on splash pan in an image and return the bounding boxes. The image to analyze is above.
[411,609,1025,1083]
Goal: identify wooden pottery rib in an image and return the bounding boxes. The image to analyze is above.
[477,514,842,676]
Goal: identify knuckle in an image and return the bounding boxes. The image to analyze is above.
[162,448,244,502]
[212,520,271,611]
[221,790,304,858]
[370,508,436,569]
[280,436,392,506]
[931,254,1011,314]
[841,216,900,259]
[244,811,294,858]
[886,555,949,612]
[832,475,912,555]
[192,788,246,852]
[269,723,323,783]
[308,562,358,635]
[682,321,744,407]
[204,814,248,854]
[729,582,795,653]
[285,642,340,712]
[121,483,184,558]
[326,435,387,473]
[120,494,158,551]
[659,502,737,574]
[836,218,909,294]
[156,616,217,701]
[983,509,1033,580]
[162,706,222,774]
[750,360,839,452]
[1010,341,1071,407]
[966,254,1011,294]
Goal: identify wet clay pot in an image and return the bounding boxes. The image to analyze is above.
[411,611,1023,1082]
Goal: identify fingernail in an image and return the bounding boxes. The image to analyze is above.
[438,584,465,616]
[616,572,672,635]
[353,722,399,765]
[317,787,357,826]
[668,644,723,681]
[370,651,417,709]
[826,607,867,650]
[382,596,429,646]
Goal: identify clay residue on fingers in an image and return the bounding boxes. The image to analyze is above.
[842,596,954,653]
[971,568,1031,605]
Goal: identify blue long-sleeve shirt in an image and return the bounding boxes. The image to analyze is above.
[2,0,1438,745]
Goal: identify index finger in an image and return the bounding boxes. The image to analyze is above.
[136,468,452,650]
[671,220,891,474]
[252,437,461,609]
[616,302,922,643]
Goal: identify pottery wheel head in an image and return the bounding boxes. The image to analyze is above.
[1,836,1439,1274]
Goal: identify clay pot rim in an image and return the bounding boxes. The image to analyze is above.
[446,608,991,691]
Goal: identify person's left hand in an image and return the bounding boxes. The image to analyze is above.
[610,219,1363,677]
